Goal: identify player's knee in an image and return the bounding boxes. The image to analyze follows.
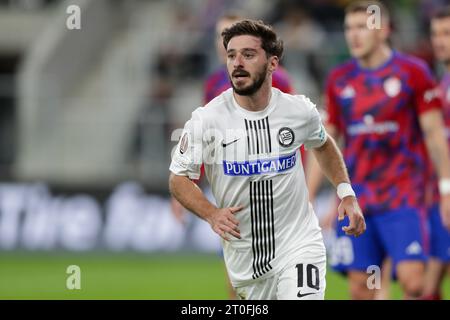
[399,277,423,298]
[349,279,373,300]
[398,273,424,298]
[348,271,375,300]
[397,262,425,298]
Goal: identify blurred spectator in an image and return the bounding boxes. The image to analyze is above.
[274,5,325,99]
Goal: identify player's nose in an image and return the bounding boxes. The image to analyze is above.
[233,54,244,67]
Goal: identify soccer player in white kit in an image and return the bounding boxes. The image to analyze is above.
[169,19,366,300]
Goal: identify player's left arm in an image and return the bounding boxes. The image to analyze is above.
[312,135,366,237]
[302,97,365,237]
[419,109,450,229]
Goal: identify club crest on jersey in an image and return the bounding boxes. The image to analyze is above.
[424,87,439,103]
[278,127,294,147]
[383,77,401,97]
[340,85,355,99]
[179,132,188,154]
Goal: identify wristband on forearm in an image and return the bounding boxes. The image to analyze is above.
[439,178,450,196]
[336,182,356,200]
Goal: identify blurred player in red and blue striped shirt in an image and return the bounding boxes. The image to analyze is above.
[422,6,450,300]
[323,1,450,299]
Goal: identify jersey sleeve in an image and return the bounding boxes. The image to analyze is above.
[301,96,328,150]
[412,61,441,114]
[169,110,204,180]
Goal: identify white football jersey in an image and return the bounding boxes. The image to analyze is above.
[170,87,327,287]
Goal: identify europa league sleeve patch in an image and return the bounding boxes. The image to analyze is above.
[304,108,328,150]
[179,132,189,154]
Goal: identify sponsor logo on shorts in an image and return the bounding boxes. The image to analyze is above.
[297,291,316,298]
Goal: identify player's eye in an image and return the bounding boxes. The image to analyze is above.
[227,54,235,59]
[244,53,254,59]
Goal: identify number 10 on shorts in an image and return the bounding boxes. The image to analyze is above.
[296,264,320,290]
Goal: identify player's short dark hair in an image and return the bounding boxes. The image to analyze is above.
[345,0,390,22]
[431,5,450,20]
[221,19,284,59]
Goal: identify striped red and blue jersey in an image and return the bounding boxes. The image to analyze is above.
[326,51,441,214]
[428,72,450,205]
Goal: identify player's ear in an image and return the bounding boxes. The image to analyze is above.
[268,55,279,73]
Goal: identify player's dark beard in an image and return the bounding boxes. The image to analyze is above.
[231,64,268,96]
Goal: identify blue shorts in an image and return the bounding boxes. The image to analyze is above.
[428,204,450,263]
[330,207,428,275]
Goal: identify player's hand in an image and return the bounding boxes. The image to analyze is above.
[440,194,450,231]
[207,206,243,241]
[338,196,366,237]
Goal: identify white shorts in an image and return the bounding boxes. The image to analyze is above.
[234,252,327,300]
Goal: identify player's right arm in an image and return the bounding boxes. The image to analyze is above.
[418,105,450,230]
[411,61,450,230]
[169,174,242,240]
[169,111,241,240]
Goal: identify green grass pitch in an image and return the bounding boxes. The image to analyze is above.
[0,252,448,299]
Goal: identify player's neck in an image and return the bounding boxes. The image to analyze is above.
[233,80,272,112]
[358,45,392,70]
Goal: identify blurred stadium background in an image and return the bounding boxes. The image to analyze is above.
[0,0,448,299]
